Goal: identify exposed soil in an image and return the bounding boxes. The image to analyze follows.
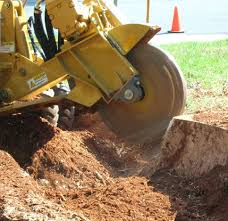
[193,109,228,130]
[0,108,227,221]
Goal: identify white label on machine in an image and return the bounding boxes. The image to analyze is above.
[0,42,15,53]
[27,73,48,90]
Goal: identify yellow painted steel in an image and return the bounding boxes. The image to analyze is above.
[67,80,102,107]
[0,1,15,48]
[1,31,138,103]
[46,0,91,38]
[97,0,122,27]
[2,54,67,101]
[0,96,64,115]
[15,0,31,59]
[108,24,151,55]
[55,33,136,95]
[0,0,159,114]
[0,59,13,89]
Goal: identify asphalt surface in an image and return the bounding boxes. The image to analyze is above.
[25,0,228,34]
[116,0,228,34]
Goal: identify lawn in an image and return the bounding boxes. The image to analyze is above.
[161,40,228,112]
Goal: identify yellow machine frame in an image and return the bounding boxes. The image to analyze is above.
[0,0,160,114]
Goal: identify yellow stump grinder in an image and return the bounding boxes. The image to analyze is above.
[0,0,186,143]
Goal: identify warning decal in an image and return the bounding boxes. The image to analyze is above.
[27,73,48,90]
[0,42,15,53]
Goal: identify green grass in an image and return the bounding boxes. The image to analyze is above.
[160,40,228,112]
[161,40,228,91]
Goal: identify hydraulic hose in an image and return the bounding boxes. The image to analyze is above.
[45,9,58,56]
[33,7,51,60]
[29,3,63,60]
[27,16,46,60]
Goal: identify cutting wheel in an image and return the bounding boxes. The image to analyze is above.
[99,43,187,144]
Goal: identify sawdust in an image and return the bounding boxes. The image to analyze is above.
[0,151,89,221]
[0,109,227,220]
[193,109,228,130]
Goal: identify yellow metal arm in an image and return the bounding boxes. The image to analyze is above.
[0,0,160,114]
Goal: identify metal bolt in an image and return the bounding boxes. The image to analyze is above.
[19,68,26,76]
[136,81,141,86]
[49,14,54,20]
[5,2,11,8]
[124,89,134,101]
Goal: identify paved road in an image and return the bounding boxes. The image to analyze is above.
[25,0,228,34]
[115,0,228,34]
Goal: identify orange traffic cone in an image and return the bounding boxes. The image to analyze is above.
[169,6,184,33]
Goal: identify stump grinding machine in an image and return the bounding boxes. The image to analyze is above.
[0,0,186,143]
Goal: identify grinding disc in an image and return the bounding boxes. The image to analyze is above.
[99,43,187,144]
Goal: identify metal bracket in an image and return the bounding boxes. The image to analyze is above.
[112,75,144,103]
[0,13,2,46]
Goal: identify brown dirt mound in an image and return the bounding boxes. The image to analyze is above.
[28,130,112,189]
[0,150,89,221]
[0,109,227,220]
[0,113,175,220]
[150,165,228,221]
[45,177,175,221]
[0,113,57,167]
